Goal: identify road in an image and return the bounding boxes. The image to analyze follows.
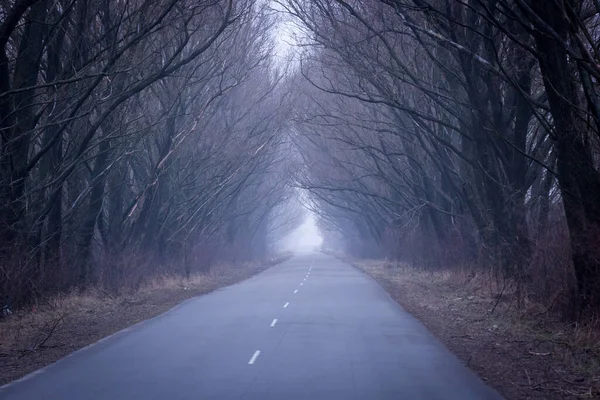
[0,253,503,400]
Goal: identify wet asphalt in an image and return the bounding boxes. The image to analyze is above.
[0,252,503,400]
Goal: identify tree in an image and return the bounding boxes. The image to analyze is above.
[0,0,298,304]
[284,0,600,317]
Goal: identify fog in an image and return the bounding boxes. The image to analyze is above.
[2,0,600,321]
[278,214,323,253]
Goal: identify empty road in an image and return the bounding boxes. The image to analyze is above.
[0,253,502,400]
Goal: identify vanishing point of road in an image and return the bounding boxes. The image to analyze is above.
[0,252,503,399]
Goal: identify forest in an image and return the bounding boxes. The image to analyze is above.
[2,0,600,322]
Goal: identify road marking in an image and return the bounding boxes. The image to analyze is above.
[284,302,289,308]
[300,282,303,286]
[270,319,277,327]
[294,289,298,294]
[248,350,261,364]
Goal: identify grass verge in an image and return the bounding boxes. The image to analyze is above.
[351,258,600,400]
[0,254,291,386]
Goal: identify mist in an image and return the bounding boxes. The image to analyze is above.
[2,0,600,397]
[277,214,323,253]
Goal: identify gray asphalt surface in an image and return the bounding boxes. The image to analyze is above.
[0,252,503,400]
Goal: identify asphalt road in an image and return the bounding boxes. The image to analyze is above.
[0,252,503,400]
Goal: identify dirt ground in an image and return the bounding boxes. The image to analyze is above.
[353,259,600,400]
[0,255,289,386]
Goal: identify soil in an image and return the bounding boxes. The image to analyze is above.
[353,259,600,400]
[0,256,289,386]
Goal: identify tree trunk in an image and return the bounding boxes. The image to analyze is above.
[76,138,111,286]
[529,0,600,316]
[41,9,67,277]
[0,1,47,247]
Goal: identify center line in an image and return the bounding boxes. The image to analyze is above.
[270,318,277,327]
[248,350,261,364]
[283,302,289,308]
[294,289,298,294]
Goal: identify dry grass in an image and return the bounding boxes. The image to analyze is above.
[0,253,291,386]
[353,258,600,400]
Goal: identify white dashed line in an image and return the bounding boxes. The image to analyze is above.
[284,302,289,308]
[248,350,261,364]
[300,282,303,286]
[294,289,298,294]
[270,319,277,327]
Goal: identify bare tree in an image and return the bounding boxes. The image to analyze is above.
[0,0,298,305]
[283,0,600,317]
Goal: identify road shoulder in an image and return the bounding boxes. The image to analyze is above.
[0,255,289,386]
[351,259,600,400]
